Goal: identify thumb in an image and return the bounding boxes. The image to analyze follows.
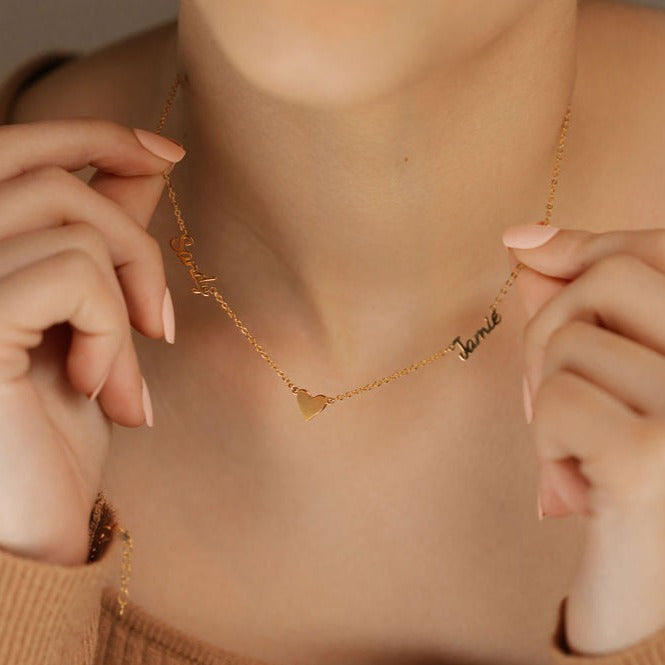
[502,221,601,319]
[506,244,570,319]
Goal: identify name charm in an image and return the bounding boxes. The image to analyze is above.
[169,233,218,297]
[450,308,502,360]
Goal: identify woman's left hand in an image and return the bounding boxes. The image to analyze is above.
[503,221,665,655]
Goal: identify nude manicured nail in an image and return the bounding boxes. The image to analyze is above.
[88,367,110,401]
[502,223,560,249]
[522,373,533,424]
[141,376,154,427]
[537,487,546,520]
[132,128,187,163]
[162,286,175,344]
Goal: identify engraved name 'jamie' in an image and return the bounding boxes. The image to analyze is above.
[451,308,502,360]
[169,233,218,297]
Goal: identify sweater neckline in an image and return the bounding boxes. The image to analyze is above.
[99,586,274,665]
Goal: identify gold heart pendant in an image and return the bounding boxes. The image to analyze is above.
[295,389,329,421]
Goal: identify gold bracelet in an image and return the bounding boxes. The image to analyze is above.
[88,489,133,618]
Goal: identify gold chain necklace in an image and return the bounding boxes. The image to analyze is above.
[103,85,571,619]
[155,72,571,421]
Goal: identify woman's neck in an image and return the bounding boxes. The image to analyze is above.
[158,2,578,371]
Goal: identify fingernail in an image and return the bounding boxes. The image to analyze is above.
[537,486,547,520]
[162,286,175,344]
[132,128,187,163]
[506,246,519,271]
[502,222,560,249]
[88,367,110,401]
[522,373,533,424]
[141,375,154,427]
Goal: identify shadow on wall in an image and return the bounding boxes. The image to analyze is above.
[1,0,177,83]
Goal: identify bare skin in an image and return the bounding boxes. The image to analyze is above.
[10,1,665,664]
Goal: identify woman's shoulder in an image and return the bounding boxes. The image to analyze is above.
[567,0,665,232]
[0,51,81,125]
[576,0,665,138]
[578,0,665,41]
[577,0,665,112]
[7,18,176,129]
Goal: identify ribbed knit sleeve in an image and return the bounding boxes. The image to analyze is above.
[0,497,120,665]
[551,596,665,664]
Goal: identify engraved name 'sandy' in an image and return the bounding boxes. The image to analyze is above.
[169,233,218,297]
[451,308,502,360]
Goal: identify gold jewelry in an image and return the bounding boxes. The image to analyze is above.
[100,75,572,620]
[88,489,133,618]
[155,72,572,421]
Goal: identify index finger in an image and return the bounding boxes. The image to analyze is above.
[0,116,186,181]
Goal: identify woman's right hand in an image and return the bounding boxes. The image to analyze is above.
[0,118,186,567]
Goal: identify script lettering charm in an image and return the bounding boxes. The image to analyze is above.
[169,233,218,297]
[450,308,502,361]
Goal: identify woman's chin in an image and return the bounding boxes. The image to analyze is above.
[223,49,414,109]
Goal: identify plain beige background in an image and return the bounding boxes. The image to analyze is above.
[0,0,663,88]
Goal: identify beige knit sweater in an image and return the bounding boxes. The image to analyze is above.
[2,50,665,665]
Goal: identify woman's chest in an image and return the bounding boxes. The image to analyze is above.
[103,289,586,665]
[99,117,665,662]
